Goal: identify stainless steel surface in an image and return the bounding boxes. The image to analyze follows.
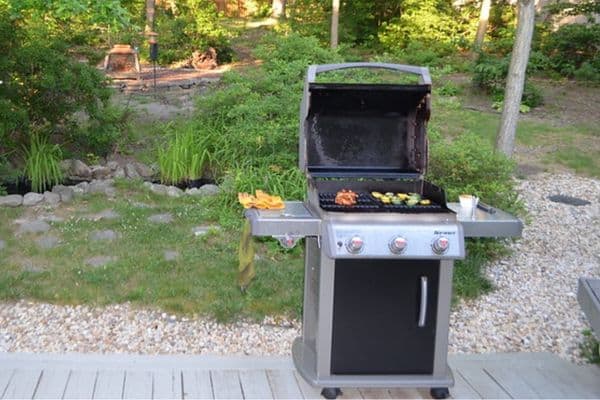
[433,261,454,376]
[418,276,428,327]
[322,221,465,259]
[244,201,320,237]
[448,202,523,238]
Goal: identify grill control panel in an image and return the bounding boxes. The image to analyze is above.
[324,222,465,259]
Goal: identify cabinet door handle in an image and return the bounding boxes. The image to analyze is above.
[418,276,428,327]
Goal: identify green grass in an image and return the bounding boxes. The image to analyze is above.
[0,185,303,321]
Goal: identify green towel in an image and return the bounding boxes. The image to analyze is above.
[238,219,255,291]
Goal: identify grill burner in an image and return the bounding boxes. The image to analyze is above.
[318,192,446,213]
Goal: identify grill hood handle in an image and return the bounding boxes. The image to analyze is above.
[306,63,432,85]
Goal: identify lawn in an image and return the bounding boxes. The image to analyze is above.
[0,181,303,321]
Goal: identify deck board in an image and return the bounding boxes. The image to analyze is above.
[2,369,41,400]
[293,371,322,400]
[359,388,392,399]
[181,370,212,400]
[123,371,153,399]
[388,387,427,399]
[211,370,243,400]
[450,369,481,399]
[93,370,125,399]
[0,370,14,399]
[266,369,303,399]
[338,388,363,399]
[152,370,182,399]
[33,369,70,399]
[63,370,97,400]
[238,370,273,399]
[455,366,510,399]
[483,365,538,398]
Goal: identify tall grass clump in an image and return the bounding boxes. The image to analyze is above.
[158,126,211,185]
[23,134,64,193]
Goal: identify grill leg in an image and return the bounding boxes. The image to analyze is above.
[430,387,449,399]
[321,387,342,399]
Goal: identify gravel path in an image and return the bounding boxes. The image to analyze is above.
[0,173,598,362]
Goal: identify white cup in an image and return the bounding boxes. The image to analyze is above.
[459,194,474,210]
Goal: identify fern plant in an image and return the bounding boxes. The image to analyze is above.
[23,134,64,193]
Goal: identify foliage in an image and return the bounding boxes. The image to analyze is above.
[427,131,521,215]
[158,125,211,185]
[541,24,600,77]
[152,0,233,65]
[580,329,600,364]
[472,52,543,107]
[378,0,474,56]
[545,0,600,21]
[23,134,64,193]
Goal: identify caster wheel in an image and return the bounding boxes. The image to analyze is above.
[430,387,450,399]
[321,387,342,399]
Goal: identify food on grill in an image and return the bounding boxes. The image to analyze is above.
[371,191,383,199]
[396,193,409,200]
[419,199,431,205]
[238,190,285,209]
[335,189,358,206]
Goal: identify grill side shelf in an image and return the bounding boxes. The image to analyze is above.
[448,203,523,238]
[244,201,321,238]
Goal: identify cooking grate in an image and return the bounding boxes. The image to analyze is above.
[318,192,446,213]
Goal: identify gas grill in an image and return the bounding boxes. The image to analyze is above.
[245,63,523,399]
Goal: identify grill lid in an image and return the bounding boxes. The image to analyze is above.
[299,63,431,179]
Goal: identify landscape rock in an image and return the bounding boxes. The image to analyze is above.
[0,195,23,207]
[94,209,120,220]
[85,256,117,268]
[89,230,118,242]
[148,213,173,224]
[35,235,60,249]
[164,250,179,262]
[166,186,183,198]
[43,191,61,205]
[68,159,92,179]
[20,259,46,273]
[89,179,114,195]
[16,220,51,235]
[113,167,126,178]
[106,161,119,171]
[143,181,152,189]
[0,240,5,250]
[150,184,168,195]
[52,185,74,203]
[134,162,154,178]
[198,184,220,196]
[23,192,44,206]
[124,163,140,179]
[91,166,111,179]
[192,225,219,236]
[185,188,201,196]
[74,182,90,196]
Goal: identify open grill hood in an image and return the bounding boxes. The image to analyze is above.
[299,63,432,179]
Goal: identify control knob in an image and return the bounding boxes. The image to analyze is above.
[389,236,408,254]
[346,236,364,254]
[432,236,450,254]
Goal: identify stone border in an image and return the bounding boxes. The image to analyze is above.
[0,179,221,208]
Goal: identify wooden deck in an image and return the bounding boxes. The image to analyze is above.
[0,352,598,399]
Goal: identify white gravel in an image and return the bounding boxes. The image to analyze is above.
[0,173,598,362]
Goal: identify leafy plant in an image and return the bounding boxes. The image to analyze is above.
[580,329,600,364]
[158,126,211,185]
[0,185,6,196]
[541,24,600,77]
[23,134,64,193]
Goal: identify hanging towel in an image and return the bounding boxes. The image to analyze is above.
[238,219,256,291]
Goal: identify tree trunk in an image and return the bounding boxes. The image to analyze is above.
[495,0,535,157]
[215,0,227,13]
[331,0,340,49]
[145,0,155,33]
[474,0,492,49]
[272,0,286,18]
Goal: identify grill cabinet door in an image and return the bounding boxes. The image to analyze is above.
[331,260,439,375]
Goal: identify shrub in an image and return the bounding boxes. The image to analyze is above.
[23,134,64,193]
[542,24,600,76]
[69,104,130,157]
[574,61,600,83]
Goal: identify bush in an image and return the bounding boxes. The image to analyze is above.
[23,134,64,193]
[574,61,600,83]
[69,105,130,157]
[542,24,600,76]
